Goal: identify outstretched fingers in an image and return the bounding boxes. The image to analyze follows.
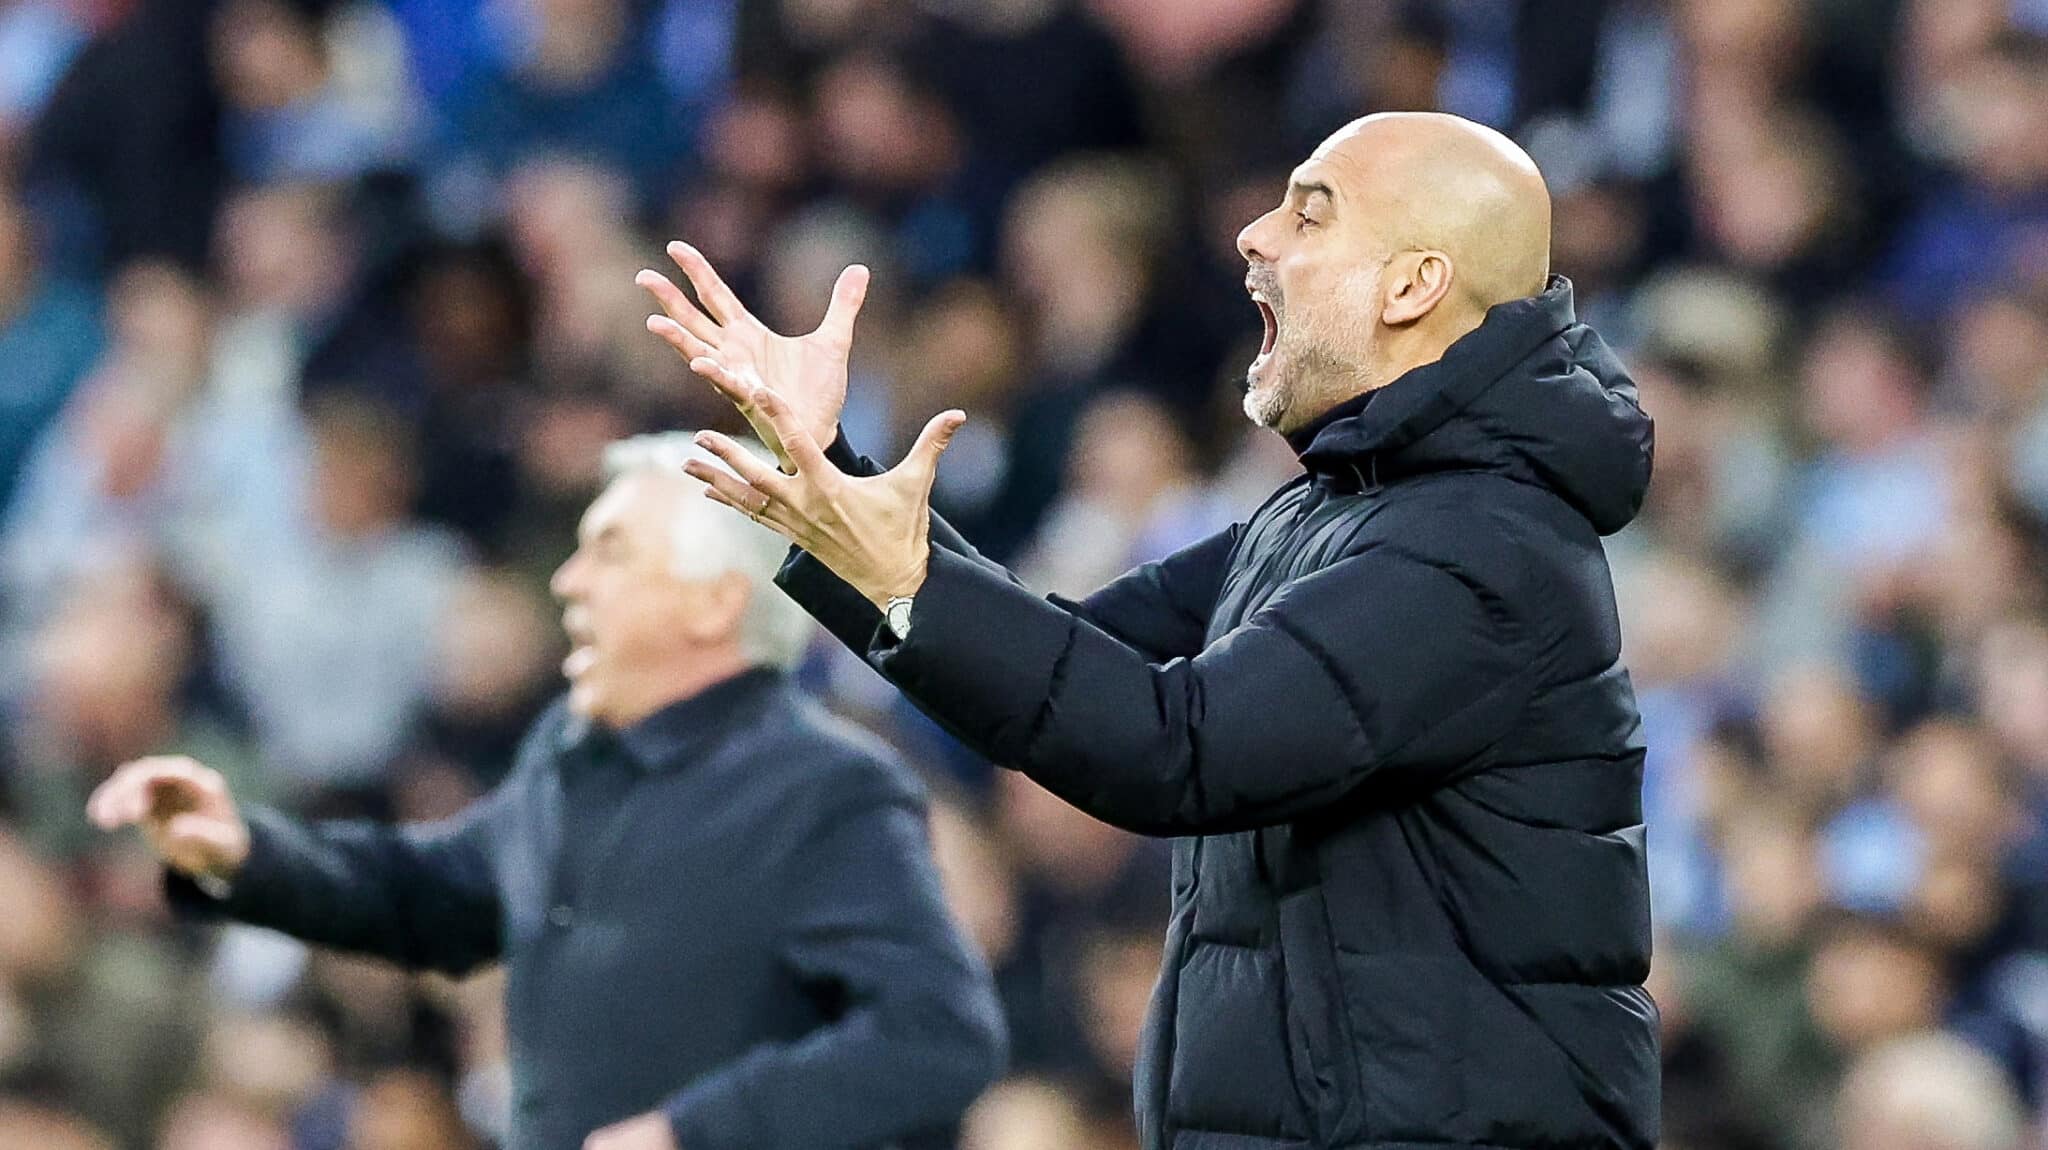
[816,264,870,346]
[647,315,715,361]
[87,758,196,829]
[667,241,749,326]
[691,430,790,499]
[85,770,141,829]
[749,386,832,476]
[687,355,759,414]
[682,458,794,537]
[636,268,721,347]
[907,409,967,469]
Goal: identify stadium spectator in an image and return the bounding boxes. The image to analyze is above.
[5,3,2048,1147]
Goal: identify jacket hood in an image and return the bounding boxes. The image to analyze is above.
[1291,276,1654,535]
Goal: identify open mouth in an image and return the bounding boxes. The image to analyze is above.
[563,645,596,680]
[1249,289,1278,378]
[561,611,595,679]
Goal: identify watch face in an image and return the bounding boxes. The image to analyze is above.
[888,600,913,636]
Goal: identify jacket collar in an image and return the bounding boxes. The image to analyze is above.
[1278,276,1654,534]
[559,667,788,772]
[1293,276,1580,469]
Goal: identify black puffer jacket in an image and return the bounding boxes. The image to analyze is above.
[781,276,1659,1150]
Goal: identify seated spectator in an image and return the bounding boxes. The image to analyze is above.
[0,185,101,520]
[1885,32,2048,320]
[210,0,418,184]
[2,263,221,639]
[435,0,696,211]
[207,395,470,806]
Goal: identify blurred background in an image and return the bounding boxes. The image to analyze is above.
[0,0,2046,1148]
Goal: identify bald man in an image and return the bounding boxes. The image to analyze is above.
[645,112,1659,1150]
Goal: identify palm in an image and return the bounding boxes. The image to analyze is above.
[638,242,866,465]
[737,322,849,447]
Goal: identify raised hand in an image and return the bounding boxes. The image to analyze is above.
[636,241,868,470]
[86,756,250,881]
[679,368,963,610]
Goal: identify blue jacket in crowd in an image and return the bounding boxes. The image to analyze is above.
[171,668,1007,1150]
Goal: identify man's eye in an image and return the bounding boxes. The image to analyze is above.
[1295,210,1317,231]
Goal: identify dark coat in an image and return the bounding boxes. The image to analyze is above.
[781,278,1659,1149]
[170,670,1006,1150]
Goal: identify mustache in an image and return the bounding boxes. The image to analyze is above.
[1246,264,1282,309]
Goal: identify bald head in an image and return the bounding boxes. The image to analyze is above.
[1235,112,1554,434]
[1314,112,1552,308]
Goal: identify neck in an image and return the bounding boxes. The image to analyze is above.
[1377,308,1485,386]
[603,649,755,728]
[1277,306,1491,445]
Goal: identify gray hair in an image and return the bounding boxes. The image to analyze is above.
[602,432,814,672]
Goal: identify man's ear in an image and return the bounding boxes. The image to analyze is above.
[1380,250,1455,326]
[685,570,753,644]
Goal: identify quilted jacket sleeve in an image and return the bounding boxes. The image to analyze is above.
[863,543,1535,835]
[775,431,1236,664]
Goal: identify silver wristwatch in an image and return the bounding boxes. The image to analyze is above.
[192,870,235,900]
[884,595,915,641]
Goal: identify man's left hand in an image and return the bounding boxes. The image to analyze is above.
[584,1112,679,1150]
[682,362,964,611]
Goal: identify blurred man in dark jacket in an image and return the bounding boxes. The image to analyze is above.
[88,434,1006,1150]
[644,110,1658,1150]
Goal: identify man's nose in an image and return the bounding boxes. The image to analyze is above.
[550,555,579,601]
[1238,208,1279,264]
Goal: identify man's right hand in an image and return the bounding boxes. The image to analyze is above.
[86,756,251,882]
[636,241,868,471]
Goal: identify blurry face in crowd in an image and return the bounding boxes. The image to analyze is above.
[345,1070,476,1150]
[1807,923,1947,1053]
[0,1103,113,1150]
[927,799,1020,965]
[1069,392,1191,511]
[550,473,750,727]
[0,190,27,305]
[309,407,417,540]
[216,186,349,316]
[1719,807,1824,947]
[1235,141,1393,434]
[431,573,556,720]
[1801,310,1927,454]
[1945,43,2048,194]
[1080,930,1166,1082]
[212,0,327,112]
[157,1093,291,1150]
[1890,722,2016,862]
[959,1078,1091,1150]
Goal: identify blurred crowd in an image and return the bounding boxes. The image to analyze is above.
[1,0,2047,1148]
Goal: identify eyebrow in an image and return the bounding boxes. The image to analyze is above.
[1290,180,1337,207]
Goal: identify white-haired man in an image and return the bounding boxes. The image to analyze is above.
[87,436,1006,1150]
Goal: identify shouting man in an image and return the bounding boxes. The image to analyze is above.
[640,111,1659,1150]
